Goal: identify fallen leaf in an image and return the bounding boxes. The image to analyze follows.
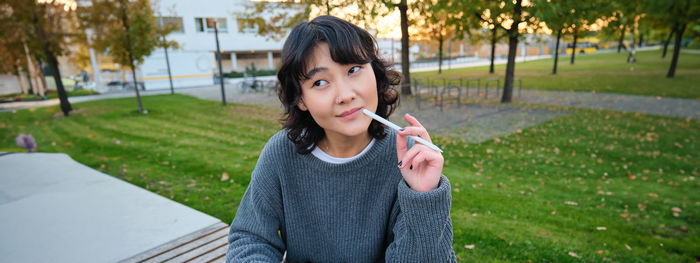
[625,244,632,250]
[596,226,607,231]
[565,201,579,206]
[568,252,580,258]
[221,172,229,181]
[464,244,475,250]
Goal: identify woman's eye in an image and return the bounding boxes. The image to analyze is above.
[348,66,361,74]
[313,80,328,87]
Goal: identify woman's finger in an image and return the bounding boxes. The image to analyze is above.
[404,113,424,128]
[396,132,407,162]
[399,143,431,170]
[398,126,432,143]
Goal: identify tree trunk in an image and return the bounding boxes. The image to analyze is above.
[552,28,561,75]
[570,33,577,65]
[120,0,144,113]
[16,73,28,95]
[627,26,637,63]
[502,0,522,103]
[34,7,71,116]
[163,36,174,95]
[617,25,626,53]
[45,47,72,115]
[662,28,674,58]
[638,33,643,47]
[36,60,47,98]
[438,36,443,74]
[399,0,411,95]
[490,28,496,74]
[13,64,29,94]
[667,23,686,78]
[25,67,34,95]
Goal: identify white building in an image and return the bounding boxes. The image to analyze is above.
[132,0,285,90]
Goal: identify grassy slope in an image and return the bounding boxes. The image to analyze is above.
[413,50,700,99]
[1,95,698,262]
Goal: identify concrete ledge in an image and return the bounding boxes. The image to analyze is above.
[0,152,222,263]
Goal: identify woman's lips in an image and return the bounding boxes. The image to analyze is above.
[337,107,362,120]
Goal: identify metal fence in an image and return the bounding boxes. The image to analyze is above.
[411,77,522,111]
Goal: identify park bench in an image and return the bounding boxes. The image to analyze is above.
[119,222,229,263]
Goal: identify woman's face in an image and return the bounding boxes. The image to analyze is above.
[297,42,378,140]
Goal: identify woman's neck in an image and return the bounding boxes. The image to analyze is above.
[318,132,372,158]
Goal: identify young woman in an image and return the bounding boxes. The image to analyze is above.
[227,15,456,262]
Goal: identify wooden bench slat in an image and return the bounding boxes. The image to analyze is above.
[204,254,227,263]
[165,235,228,263]
[185,243,228,263]
[143,227,229,263]
[118,222,228,263]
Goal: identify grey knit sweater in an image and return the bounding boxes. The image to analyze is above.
[226,129,456,262]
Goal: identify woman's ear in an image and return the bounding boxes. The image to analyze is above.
[297,99,308,111]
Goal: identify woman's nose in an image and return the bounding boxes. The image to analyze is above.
[335,81,356,104]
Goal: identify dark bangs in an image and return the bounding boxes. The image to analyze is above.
[277,15,401,154]
[283,17,374,85]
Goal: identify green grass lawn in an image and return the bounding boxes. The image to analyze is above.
[413,49,700,99]
[1,95,698,262]
[1,89,99,101]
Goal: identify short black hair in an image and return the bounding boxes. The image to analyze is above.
[277,15,401,154]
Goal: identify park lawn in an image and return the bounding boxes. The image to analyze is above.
[413,49,700,99]
[1,89,99,101]
[1,95,698,262]
[45,89,100,99]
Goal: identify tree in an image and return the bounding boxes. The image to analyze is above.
[600,2,633,54]
[451,0,509,74]
[644,0,700,78]
[661,27,675,58]
[417,0,457,74]
[234,1,315,42]
[535,0,574,74]
[472,0,537,103]
[0,5,30,94]
[353,0,416,95]
[566,1,605,65]
[154,9,181,95]
[2,0,76,116]
[80,0,161,113]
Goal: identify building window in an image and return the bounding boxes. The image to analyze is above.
[237,19,258,34]
[156,16,184,33]
[194,17,227,33]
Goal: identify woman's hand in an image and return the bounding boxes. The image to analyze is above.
[396,113,444,192]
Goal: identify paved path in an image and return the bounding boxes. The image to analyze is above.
[0,152,223,263]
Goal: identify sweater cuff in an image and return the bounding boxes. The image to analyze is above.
[397,175,451,217]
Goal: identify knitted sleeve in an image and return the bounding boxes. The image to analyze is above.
[385,175,457,262]
[226,135,286,262]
